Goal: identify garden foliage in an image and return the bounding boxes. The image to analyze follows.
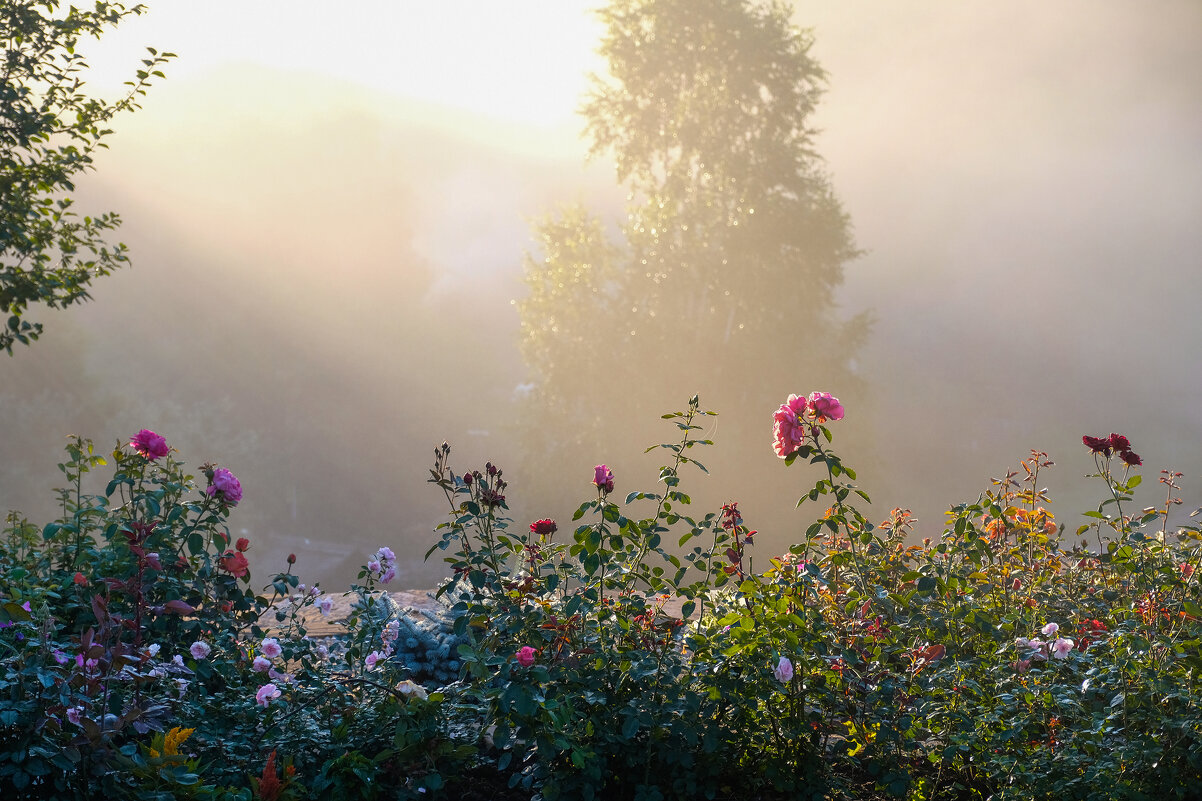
[2,398,1201,799]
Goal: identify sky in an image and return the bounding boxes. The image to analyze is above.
[15,0,1202,586]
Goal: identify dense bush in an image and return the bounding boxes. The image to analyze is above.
[2,398,1200,799]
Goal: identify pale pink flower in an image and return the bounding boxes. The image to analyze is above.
[380,565,396,584]
[147,644,161,657]
[189,641,211,660]
[516,646,537,667]
[1182,563,1196,581]
[1052,637,1075,659]
[375,547,395,563]
[365,650,386,670]
[66,706,83,726]
[130,429,170,460]
[255,683,281,707]
[367,559,381,574]
[1041,622,1060,637]
[260,638,283,660]
[316,597,334,616]
[172,655,185,668]
[253,656,272,673]
[774,656,794,684]
[396,679,428,700]
[806,392,844,422]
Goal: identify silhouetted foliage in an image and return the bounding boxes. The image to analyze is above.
[0,1,170,354]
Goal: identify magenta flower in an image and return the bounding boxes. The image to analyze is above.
[253,656,272,673]
[772,394,808,458]
[379,565,396,584]
[66,707,83,726]
[189,641,211,660]
[367,559,381,574]
[807,391,845,423]
[774,656,794,684]
[130,429,169,460]
[255,683,281,707]
[260,638,283,660]
[516,646,537,667]
[365,650,386,670]
[1052,637,1075,659]
[206,467,243,506]
[592,465,615,494]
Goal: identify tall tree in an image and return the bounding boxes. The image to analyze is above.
[516,0,867,518]
[0,1,171,354]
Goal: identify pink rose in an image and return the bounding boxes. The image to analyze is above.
[207,467,243,506]
[1052,637,1075,659]
[774,656,794,684]
[1182,563,1195,581]
[66,706,83,726]
[806,392,844,423]
[253,656,272,673]
[316,597,334,616]
[365,650,386,670]
[592,465,615,494]
[379,565,396,584]
[189,641,211,660]
[260,638,283,659]
[772,394,808,458]
[1041,622,1059,637]
[367,559,381,574]
[130,429,170,460]
[516,646,537,667]
[73,572,87,586]
[255,683,281,707]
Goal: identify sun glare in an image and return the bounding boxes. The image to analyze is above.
[79,0,605,129]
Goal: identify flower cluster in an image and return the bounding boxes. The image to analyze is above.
[367,546,397,584]
[772,391,844,458]
[1082,433,1141,466]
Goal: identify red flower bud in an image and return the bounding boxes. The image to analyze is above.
[287,553,296,564]
[236,537,250,552]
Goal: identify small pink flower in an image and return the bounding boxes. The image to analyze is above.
[1052,637,1075,659]
[516,646,537,667]
[207,467,243,506]
[774,656,794,684]
[73,572,88,586]
[1011,577,1021,591]
[316,597,334,616]
[66,706,83,726]
[52,649,69,665]
[376,546,395,563]
[255,683,281,707]
[253,656,272,672]
[772,394,808,458]
[189,641,211,660]
[1041,622,1059,637]
[806,392,844,422]
[365,650,386,670]
[130,429,170,460]
[380,565,397,584]
[144,552,162,571]
[1182,563,1196,581]
[367,559,381,574]
[260,638,282,660]
[592,465,615,494]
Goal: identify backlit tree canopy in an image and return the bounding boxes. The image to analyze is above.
[518,0,866,462]
[0,1,170,354]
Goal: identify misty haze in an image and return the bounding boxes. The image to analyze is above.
[3,0,1200,594]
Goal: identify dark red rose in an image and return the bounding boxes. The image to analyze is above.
[1082,435,1112,455]
[1119,449,1142,466]
[1107,434,1130,453]
[530,519,557,537]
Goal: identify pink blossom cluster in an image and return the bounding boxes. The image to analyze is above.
[772,391,845,458]
[367,546,397,584]
[1013,622,1074,671]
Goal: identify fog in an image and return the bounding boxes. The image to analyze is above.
[3,2,1200,590]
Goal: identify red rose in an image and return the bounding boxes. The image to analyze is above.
[219,550,249,578]
[1118,450,1141,467]
[1082,435,1112,455]
[236,537,250,552]
[530,519,557,537]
